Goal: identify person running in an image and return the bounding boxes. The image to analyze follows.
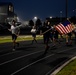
[8,20,20,51]
[52,25,60,47]
[40,20,51,54]
[31,25,37,44]
[49,25,54,43]
[73,24,76,44]
[66,32,72,46]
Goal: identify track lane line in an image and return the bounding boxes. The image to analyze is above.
[11,47,76,75]
[0,50,44,66]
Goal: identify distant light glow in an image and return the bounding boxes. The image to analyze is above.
[50,16,52,19]
[34,16,37,20]
[17,17,20,22]
[33,16,38,24]
[60,11,62,13]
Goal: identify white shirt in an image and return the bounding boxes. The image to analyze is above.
[11,25,16,34]
[31,29,36,33]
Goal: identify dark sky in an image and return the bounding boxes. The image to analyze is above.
[0,0,76,21]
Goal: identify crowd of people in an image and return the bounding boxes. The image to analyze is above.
[30,19,76,54]
[39,19,76,54]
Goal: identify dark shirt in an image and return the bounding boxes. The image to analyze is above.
[52,28,59,39]
[41,25,51,36]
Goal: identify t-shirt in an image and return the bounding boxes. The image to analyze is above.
[40,25,51,36]
[11,25,16,34]
[31,29,36,33]
[11,25,20,35]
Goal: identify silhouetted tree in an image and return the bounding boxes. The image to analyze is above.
[35,18,42,33]
[29,20,34,27]
[69,16,76,24]
[36,19,42,28]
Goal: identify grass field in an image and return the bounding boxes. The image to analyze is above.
[0,35,43,43]
[0,34,75,44]
[56,59,76,75]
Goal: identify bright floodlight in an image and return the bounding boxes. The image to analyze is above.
[50,16,52,19]
[34,16,37,20]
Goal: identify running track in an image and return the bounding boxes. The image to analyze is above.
[0,39,76,75]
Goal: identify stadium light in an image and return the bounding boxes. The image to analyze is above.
[73,9,76,16]
[34,16,37,20]
[60,11,62,22]
[50,16,52,19]
[33,16,38,24]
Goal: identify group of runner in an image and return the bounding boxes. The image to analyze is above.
[40,19,76,54]
[8,19,76,54]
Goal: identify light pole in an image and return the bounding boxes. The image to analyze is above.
[60,11,62,22]
[50,16,52,19]
[65,0,68,19]
[33,16,37,24]
[73,9,76,17]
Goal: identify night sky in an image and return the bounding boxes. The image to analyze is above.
[0,0,76,21]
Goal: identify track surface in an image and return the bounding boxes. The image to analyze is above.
[0,39,76,75]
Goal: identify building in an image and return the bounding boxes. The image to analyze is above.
[0,2,17,23]
[0,2,18,35]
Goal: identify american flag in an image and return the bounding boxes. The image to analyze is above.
[55,20,74,34]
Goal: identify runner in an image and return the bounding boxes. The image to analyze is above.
[8,20,20,51]
[31,25,37,44]
[52,26,59,46]
[40,20,51,54]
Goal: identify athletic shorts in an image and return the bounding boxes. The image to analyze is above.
[32,33,36,38]
[12,34,17,40]
[44,35,50,44]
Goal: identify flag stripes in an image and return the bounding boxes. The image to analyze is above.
[55,20,74,34]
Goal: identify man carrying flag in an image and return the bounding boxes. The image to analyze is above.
[54,20,74,45]
[40,20,51,54]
